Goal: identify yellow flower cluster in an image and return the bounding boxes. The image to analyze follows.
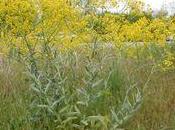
[88,14,172,46]
[0,0,35,36]
[159,52,175,71]
[0,0,174,52]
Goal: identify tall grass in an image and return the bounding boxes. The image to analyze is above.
[0,41,175,130]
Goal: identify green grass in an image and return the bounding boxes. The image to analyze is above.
[0,43,175,130]
[0,62,30,130]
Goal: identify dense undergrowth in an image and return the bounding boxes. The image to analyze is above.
[1,42,175,130]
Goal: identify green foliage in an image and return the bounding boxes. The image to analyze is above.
[21,42,142,129]
[0,0,175,130]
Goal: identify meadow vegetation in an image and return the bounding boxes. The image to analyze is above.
[0,0,175,130]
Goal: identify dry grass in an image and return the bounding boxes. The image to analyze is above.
[125,71,175,130]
